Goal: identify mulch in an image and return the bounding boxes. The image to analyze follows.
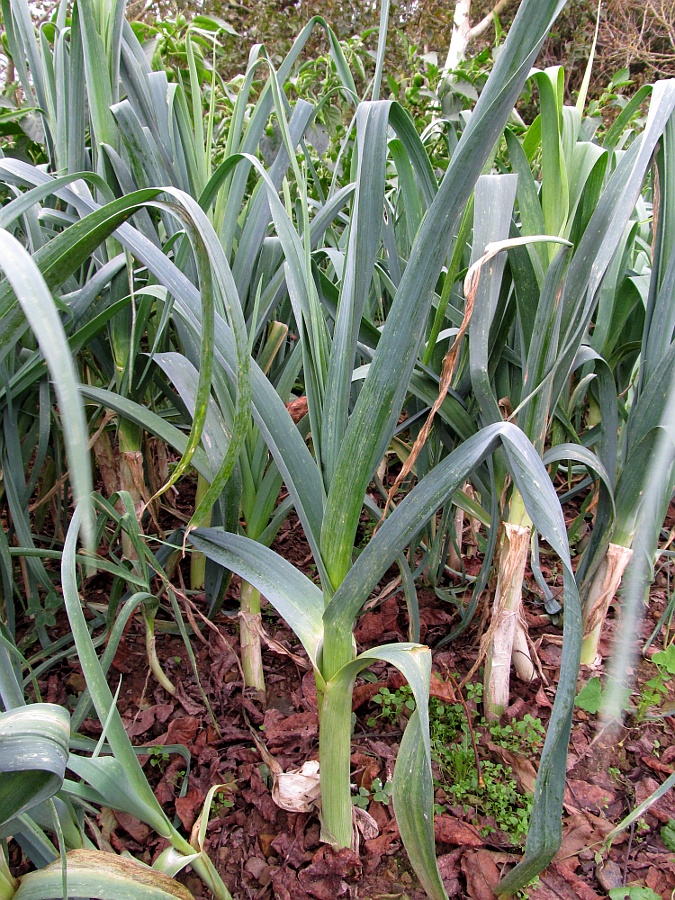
[10,506,675,900]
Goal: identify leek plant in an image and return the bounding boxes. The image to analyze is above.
[0,21,260,882]
[0,496,237,900]
[468,69,675,718]
[4,0,673,896]
[150,323,299,692]
[0,2,358,887]
[0,0,350,685]
[0,705,194,900]
[0,0,354,534]
[1,0,162,554]
[0,218,234,896]
[580,112,675,663]
[188,2,591,895]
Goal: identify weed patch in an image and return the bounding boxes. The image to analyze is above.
[366,683,541,844]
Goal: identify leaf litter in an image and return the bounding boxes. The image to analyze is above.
[39,506,675,900]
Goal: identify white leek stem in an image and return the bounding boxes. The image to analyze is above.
[240,580,265,693]
[581,543,633,665]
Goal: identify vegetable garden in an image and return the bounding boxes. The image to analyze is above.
[0,0,674,897]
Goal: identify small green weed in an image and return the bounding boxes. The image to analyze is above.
[211,789,235,817]
[148,746,171,771]
[489,714,545,754]
[366,685,415,727]
[445,757,533,842]
[353,777,393,809]
[366,684,539,844]
[575,676,607,714]
[576,646,675,722]
[465,681,483,703]
[661,818,675,851]
[635,644,675,722]
[167,768,187,789]
[352,786,370,809]
[514,876,540,899]
[609,887,662,900]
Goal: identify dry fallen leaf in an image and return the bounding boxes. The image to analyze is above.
[353,805,379,841]
[437,848,463,898]
[112,810,150,843]
[165,716,200,747]
[263,708,319,756]
[565,779,616,815]
[364,826,400,873]
[595,860,623,892]
[352,681,386,710]
[461,848,500,900]
[435,816,484,848]
[355,597,403,643]
[298,846,361,900]
[286,395,309,423]
[273,759,322,813]
[429,673,458,704]
[552,862,603,899]
[175,787,206,831]
[486,741,537,794]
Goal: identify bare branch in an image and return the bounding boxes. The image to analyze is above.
[444,0,472,74]
[443,0,516,75]
[601,0,675,79]
[467,0,515,42]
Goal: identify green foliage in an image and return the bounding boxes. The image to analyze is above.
[635,644,675,721]
[661,819,675,851]
[651,643,675,675]
[576,645,675,722]
[153,0,675,103]
[367,685,539,844]
[448,759,533,843]
[609,888,662,900]
[575,676,634,717]
[148,746,171,770]
[353,776,393,808]
[1,0,674,896]
[0,97,47,164]
[210,787,236,816]
[514,877,541,900]
[575,676,607,714]
[489,715,545,754]
[130,13,238,80]
[367,685,416,727]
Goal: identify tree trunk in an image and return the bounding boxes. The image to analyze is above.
[443,0,514,75]
[443,0,472,75]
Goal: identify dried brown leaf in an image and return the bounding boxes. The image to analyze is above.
[435,816,485,847]
[175,788,205,831]
[486,741,537,794]
[565,779,616,815]
[112,811,150,843]
[461,849,500,900]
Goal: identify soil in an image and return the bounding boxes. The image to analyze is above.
[9,503,675,900]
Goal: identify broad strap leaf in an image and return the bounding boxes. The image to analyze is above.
[189,529,324,669]
[0,704,70,827]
